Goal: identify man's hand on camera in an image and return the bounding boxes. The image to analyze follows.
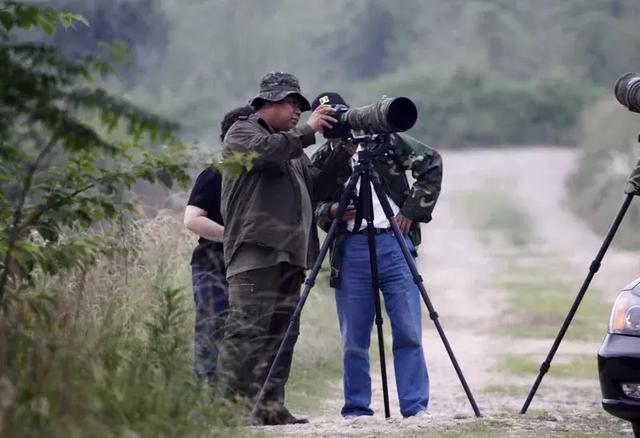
[395,213,412,234]
[329,202,356,221]
[306,104,337,133]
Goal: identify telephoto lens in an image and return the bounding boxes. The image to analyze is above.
[344,96,418,133]
[614,72,640,113]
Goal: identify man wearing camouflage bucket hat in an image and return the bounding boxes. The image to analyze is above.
[215,72,350,425]
[249,71,312,111]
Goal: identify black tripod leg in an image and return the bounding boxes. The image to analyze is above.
[251,172,361,419]
[520,193,634,414]
[360,172,391,418]
[369,171,482,418]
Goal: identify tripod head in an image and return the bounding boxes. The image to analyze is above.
[349,133,391,170]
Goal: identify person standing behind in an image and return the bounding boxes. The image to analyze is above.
[183,105,255,380]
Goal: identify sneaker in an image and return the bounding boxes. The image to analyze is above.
[403,409,430,424]
[413,410,430,418]
[342,414,377,425]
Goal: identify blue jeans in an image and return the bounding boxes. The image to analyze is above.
[335,232,429,417]
[192,264,229,378]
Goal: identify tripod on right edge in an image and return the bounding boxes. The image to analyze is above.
[521,134,640,414]
[253,134,482,419]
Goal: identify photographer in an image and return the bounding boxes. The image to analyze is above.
[215,73,350,425]
[310,92,443,419]
[183,105,255,381]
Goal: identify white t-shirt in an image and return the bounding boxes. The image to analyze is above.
[345,146,400,232]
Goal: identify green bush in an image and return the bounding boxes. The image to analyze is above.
[0,216,242,437]
[349,69,602,147]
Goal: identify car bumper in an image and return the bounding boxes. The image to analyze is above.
[598,333,640,422]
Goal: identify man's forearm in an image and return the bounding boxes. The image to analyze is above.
[400,149,443,223]
[225,123,316,167]
[185,217,224,242]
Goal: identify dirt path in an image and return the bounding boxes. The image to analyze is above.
[263,147,639,437]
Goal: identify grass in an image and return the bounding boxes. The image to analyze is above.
[495,270,610,341]
[500,354,598,380]
[286,270,343,414]
[389,411,630,437]
[0,214,344,436]
[455,188,610,342]
[456,191,534,247]
[0,215,248,437]
[483,384,529,397]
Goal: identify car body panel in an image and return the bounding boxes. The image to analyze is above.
[598,277,640,425]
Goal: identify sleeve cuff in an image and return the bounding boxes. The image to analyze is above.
[299,124,317,148]
[399,204,420,222]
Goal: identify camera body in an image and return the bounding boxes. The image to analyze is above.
[325,104,352,139]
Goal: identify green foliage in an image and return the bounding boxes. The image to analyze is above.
[107,0,638,146]
[218,150,259,179]
[351,69,602,147]
[43,0,169,83]
[0,1,86,36]
[0,1,192,307]
[0,218,241,436]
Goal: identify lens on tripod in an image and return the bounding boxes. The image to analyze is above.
[386,97,418,132]
[345,96,418,133]
[614,72,640,113]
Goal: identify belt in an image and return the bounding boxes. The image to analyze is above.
[347,227,391,236]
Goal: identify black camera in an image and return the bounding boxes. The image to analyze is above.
[323,96,418,139]
[615,72,640,113]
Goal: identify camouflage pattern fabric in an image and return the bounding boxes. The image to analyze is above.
[625,159,640,196]
[344,97,410,133]
[311,133,443,287]
[249,72,310,111]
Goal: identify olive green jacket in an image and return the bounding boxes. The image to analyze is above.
[221,113,350,272]
[311,133,443,287]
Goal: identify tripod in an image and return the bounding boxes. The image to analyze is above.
[252,134,482,419]
[521,144,640,414]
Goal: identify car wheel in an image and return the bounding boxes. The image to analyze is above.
[633,421,639,438]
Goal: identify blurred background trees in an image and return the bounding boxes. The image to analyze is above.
[38,0,640,147]
[6,0,640,256]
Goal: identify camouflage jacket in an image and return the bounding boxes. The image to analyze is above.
[311,133,443,287]
[221,113,350,271]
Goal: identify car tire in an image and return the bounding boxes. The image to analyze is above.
[633,421,639,438]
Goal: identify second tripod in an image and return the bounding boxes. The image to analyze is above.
[253,135,482,419]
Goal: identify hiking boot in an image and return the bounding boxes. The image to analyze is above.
[260,406,309,425]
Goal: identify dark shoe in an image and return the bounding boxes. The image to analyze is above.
[279,409,309,425]
[260,407,309,425]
